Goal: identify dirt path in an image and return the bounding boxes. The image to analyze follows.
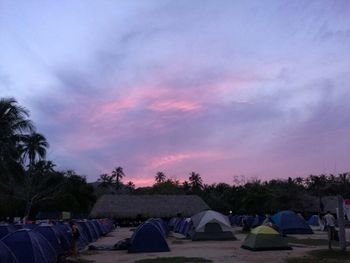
[78,227,328,263]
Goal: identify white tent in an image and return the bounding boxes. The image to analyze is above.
[190,210,236,241]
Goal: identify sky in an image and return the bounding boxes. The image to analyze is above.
[1,0,350,186]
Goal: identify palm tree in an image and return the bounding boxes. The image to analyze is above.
[21,132,49,167]
[98,173,112,188]
[0,98,35,219]
[111,166,124,189]
[189,171,203,192]
[126,181,135,192]
[0,97,34,164]
[155,171,166,184]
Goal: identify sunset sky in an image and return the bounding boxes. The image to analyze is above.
[1,0,350,186]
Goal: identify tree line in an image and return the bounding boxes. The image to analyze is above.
[1,97,350,220]
[98,167,350,215]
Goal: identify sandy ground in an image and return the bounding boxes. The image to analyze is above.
[75,226,347,263]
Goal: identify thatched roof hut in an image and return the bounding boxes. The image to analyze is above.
[90,194,210,219]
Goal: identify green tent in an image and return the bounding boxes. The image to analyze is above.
[241,225,291,251]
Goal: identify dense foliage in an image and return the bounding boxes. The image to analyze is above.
[131,172,350,215]
[0,98,95,220]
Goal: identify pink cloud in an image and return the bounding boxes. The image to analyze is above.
[129,177,155,187]
[148,99,201,112]
[147,150,226,170]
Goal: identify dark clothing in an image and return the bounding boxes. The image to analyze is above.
[72,227,80,239]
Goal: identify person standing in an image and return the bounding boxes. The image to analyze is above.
[69,221,80,257]
[324,211,336,250]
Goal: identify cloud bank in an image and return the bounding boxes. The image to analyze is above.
[1,0,350,185]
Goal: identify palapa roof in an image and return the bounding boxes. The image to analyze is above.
[90,194,210,219]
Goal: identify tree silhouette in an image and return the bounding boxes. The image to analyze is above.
[0,97,34,168]
[111,166,124,189]
[126,181,135,193]
[189,171,203,192]
[21,132,49,167]
[98,173,112,188]
[155,171,166,184]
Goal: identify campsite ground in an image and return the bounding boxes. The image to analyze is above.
[75,227,350,263]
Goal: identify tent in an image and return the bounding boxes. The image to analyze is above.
[271,210,313,235]
[147,218,168,236]
[76,221,94,243]
[252,215,266,227]
[73,223,89,249]
[173,218,183,233]
[128,222,170,253]
[51,223,71,253]
[0,240,19,263]
[168,217,178,230]
[229,215,244,226]
[307,215,320,226]
[241,225,291,251]
[34,224,64,256]
[2,229,57,263]
[190,210,236,241]
[98,219,113,234]
[180,219,192,236]
[0,224,17,239]
[91,220,104,236]
[87,220,99,240]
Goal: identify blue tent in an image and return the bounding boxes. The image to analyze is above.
[168,217,179,231]
[53,222,88,250]
[252,215,266,227]
[76,221,94,243]
[230,215,244,226]
[51,224,71,253]
[307,215,320,226]
[243,216,255,228]
[91,220,103,236]
[147,218,168,236]
[0,240,19,263]
[34,224,64,256]
[179,220,187,235]
[12,224,38,230]
[87,220,99,240]
[174,218,183,233]
[177,219,191,236]
[74,223,89,249]
[128,222,170,253]
[169,217,181,232]
[183,220,192,237]
[2,229,57,263]
[271,210,313,235]
[0,224,17,239]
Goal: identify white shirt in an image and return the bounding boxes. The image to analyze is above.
[324,213,336,227]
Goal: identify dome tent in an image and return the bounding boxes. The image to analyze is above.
[241,225,291,251]
[307,215,320,226]
[76,221,95,243]
[0,224,17,239]
[51,223,72,253]
[34,224,64,256]
[0,240,19,263]
[271,210,313,235]
[190,210,236,241]
[2,229,57,263]
[86,220,99,240]
[91,220,104,236]
[128,222,170,253]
